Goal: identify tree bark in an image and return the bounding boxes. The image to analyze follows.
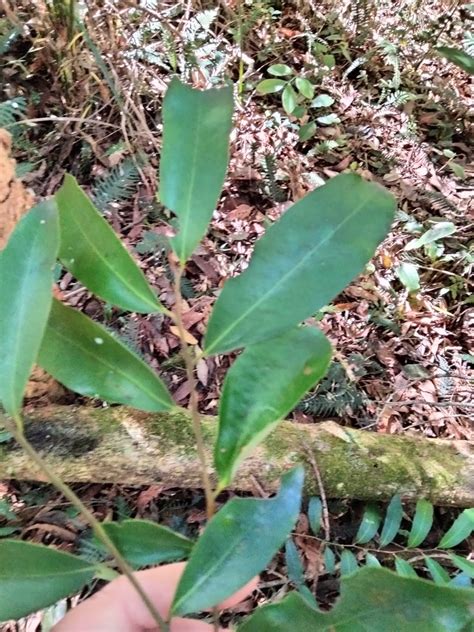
[1,405,473,506]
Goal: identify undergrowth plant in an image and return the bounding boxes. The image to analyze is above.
[1,77,474,630]
[256,64,339,141]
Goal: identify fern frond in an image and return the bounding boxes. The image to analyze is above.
[0,25,21,55]
[0,97,27,128]
[463,31,474,56]
[261,153,286,202]
[92,157,141,211]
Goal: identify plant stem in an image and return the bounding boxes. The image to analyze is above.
[6,415,169,632]
[172,263,215,519]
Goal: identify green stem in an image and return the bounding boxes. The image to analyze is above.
[172,263,215,520]
[6,415,170,632]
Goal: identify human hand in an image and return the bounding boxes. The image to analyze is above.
[52,562,257,631]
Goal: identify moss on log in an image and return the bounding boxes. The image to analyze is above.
[1,405,473,506]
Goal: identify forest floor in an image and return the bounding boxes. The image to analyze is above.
[0,0,473,629]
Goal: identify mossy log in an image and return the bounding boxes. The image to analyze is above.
[1,406,473,506]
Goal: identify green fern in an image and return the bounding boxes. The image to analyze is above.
[0,97,27,129]
[261,153,286,203]
[297,361,367,418]
[305,496,474,591]
[0,24,21,55]
[92,157,141,212]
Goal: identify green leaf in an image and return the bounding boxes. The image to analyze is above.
[395,557,418,578]
[450,161,466,179]
[285,538,305,586]
[407,499,433,548]
[450,554,474,578]
[379,495,403,547]
[365,553,381,568]
[355,504,382,544]
[38,300,173,412]
[215,327,331,485]
[0,201,59,418]
[56,175,160,313]
[172,467,304,616]
[438,509,474,549]
[205,174,395,354]
[256,79,287,94]
[340,550,358,576]
[160,78,233,263]
[268,64,293,77]
[311,94,334,108]
[240,567,474,631]
[396,262,420,293]
[100,520,193,567]
[436,46,474,74]
[324,546,336,574]
[298,122,317,141]
[282,83,298,114]
[316,113,340,125]
[405,222,456,250]
[0,540,95,620]
[295,78,314,99]
[308,497,322,536]
[425,557,451,585]
[292,105,307,118]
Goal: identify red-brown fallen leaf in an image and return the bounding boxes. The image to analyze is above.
[136,485,164,512]
[173,380,191,404]
[227,204,253,220]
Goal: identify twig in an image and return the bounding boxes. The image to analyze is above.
[303,445,330,542]
[171,261,215,519]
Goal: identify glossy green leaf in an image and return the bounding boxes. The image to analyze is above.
[324,546,336,574]
[295,77,314,99]
[239,567,474,632]
[379,494,403,547]
[450,554,474,579]
[340,550,358,576]
[56,175,161,313]
[0,540,95,621]
[407,499,433,548]
[160,78,233,263]
[0,201,59,418]
[436,47,474,74]
[395,557,418,579]
[100,520,193,567]
[311,94,334,108]
[38,300,173,412]
[298,122,316,141]
[215,327,331,485]
[396,262,420,293]
[256,78,287,94]
[205,174,395,354]
[282,83,298,114]
[355,504,382,544]
[172,467,303,616]
[365,553,381,568]
[405,221,456,250]
[308,497,322,536]
[425,557,451,585]
[268,64,293,77]
[438,509,474,549]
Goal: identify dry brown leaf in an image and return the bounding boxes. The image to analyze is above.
[0,129,34,250]
[169,325,198,345]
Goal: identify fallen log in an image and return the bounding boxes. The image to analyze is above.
[1,405,473,506]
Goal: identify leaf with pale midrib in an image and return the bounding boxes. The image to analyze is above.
[205,173,395,355]
[0,201,59,417]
